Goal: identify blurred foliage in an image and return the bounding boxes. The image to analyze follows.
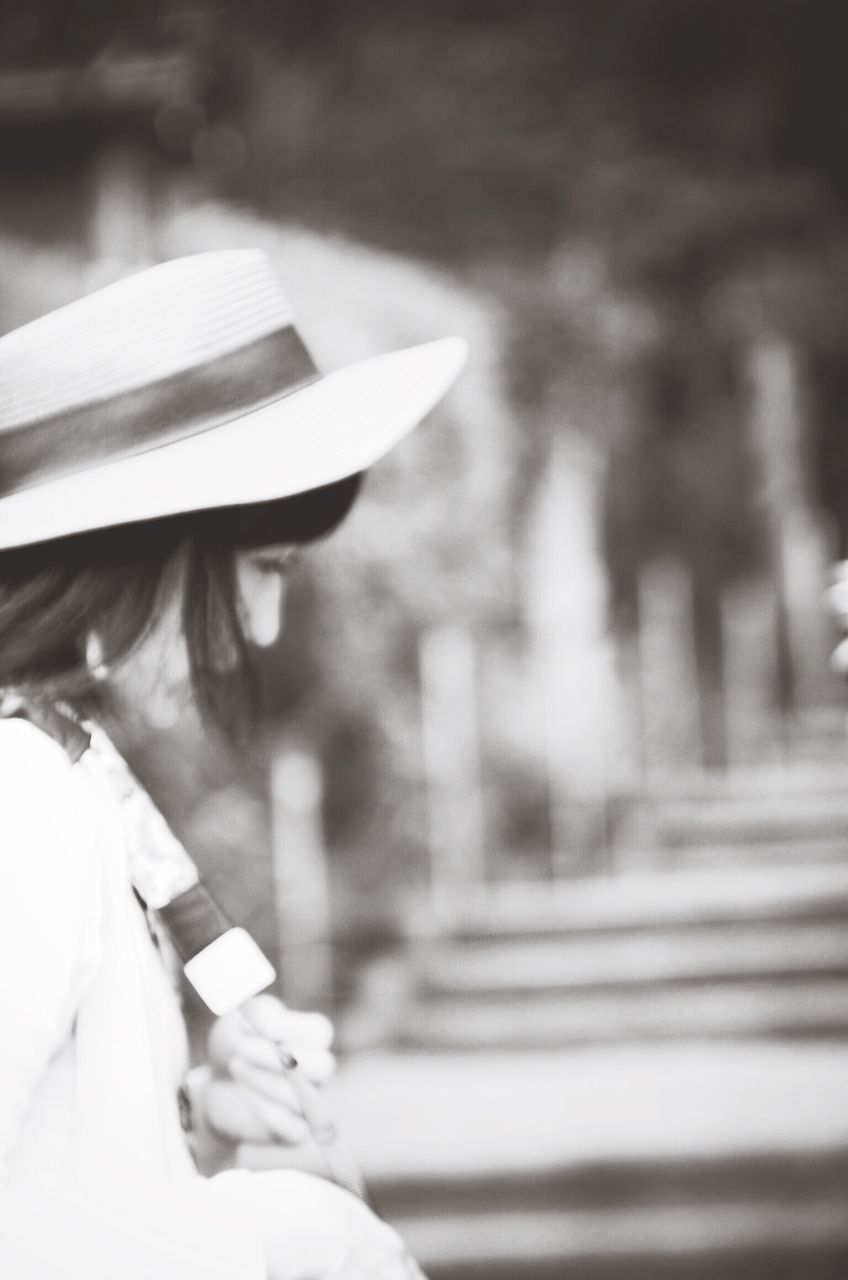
[7,1,848,493]
[5,0,848,909]
[7,2,848,251]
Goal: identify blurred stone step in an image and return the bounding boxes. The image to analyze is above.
[323,1044,848,1186]
[635,757,848,801]
[623,839,848,871]
[368,1148,848,1220]
[415,865,848,943]
[420,1249,848,1280]
[653,792,848,848]
[248,1045,848,1275]
[415,921,848,999]
[394,977,848,1049]
[397,1198,848,1280]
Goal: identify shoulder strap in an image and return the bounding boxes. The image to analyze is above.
[7,697,92,764]
[5,695,279,1015]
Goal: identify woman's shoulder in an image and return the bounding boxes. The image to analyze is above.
[0,713,79,781]
[0,716,97,869]
[0,717,103,1009]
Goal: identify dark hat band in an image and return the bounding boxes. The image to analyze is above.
[0,326,319,500]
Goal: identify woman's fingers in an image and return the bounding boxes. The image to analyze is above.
[227,1052,335,1120]
[203,1077,308,1145]
[201,996,337,1149]
[288,1045,336,1084]
[228,1055,301,1109]
[244,994,335,1050]
[234,1034,336,1084]
[207,996,335,1074]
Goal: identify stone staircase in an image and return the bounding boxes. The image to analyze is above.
[379,867,848,1052]
[325,771,848,1279]
[618,762,848,871]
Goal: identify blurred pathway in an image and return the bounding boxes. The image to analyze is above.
[327,1043,848,1276]
[322,780,848,1280]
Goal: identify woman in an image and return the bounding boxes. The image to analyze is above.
[0,251,466,1278]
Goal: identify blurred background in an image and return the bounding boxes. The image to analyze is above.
[3,1,848,1275]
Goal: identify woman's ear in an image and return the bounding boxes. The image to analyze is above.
[84,630,110,681]
[236,556,287,648]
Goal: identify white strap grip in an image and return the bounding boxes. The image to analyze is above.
[183,927,276,1015]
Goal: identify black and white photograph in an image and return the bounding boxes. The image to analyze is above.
[1,3,847,1278]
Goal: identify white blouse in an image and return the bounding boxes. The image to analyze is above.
[0,716,268,1278]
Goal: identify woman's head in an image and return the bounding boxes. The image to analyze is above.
[0,473,362,734]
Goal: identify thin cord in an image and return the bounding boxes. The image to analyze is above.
[236,1006,370,1204]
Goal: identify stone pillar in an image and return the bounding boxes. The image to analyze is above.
[523,434,618,874]
[637,558,703,782]
[269,745,333,1010]
[746,337,834,716]
[88,141,154,274]
[720,577,782,768]
[419,624,485,914]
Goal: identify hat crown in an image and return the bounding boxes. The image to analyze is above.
[0,252,295,430]
[0,248,468,552]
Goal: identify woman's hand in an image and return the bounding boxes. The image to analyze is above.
[191,994,336,1151]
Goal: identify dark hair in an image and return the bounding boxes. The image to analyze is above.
[0,473,363,734]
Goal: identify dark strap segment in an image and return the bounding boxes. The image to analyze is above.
[158,882,233,963]
[7,697,236,963]
[9,698,91,763]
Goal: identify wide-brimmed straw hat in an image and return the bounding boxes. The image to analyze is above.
[0,250,468,550]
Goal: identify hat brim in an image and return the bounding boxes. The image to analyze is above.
[0,336,467,550]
